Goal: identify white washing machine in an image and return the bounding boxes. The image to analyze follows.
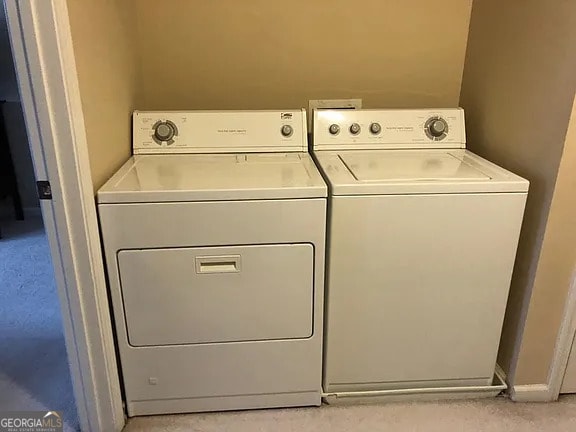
[313,108,528,400]
[98,110,327,416]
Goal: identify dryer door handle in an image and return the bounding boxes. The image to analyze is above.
[195,255,241,274]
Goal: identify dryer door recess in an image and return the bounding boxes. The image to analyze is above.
[118,244,314,346]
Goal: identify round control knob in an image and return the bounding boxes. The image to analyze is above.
[329,124,340,135]
[349,123,361,135]
[370,122,382,135]
[425,117,449,139]
[154,121,175,142]
[281,124,293,137]
[430,119,446,136]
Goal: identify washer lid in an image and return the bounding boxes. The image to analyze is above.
[341,152,490,182]
[97,153,327,203]
[315,150,529,195]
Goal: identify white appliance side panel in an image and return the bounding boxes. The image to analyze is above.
[118,244,314,346]
[98,199,326,409]
[324,193,527,391]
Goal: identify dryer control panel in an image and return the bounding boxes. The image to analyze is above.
[313,108,466,151]
[133,109,307,154]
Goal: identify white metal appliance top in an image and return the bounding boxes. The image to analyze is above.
[97,153,327,203]
[133,109,307,154]
[313,108,466,151]
[314,149,529,195]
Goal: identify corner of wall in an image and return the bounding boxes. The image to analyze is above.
[455,0,476,104]
[513,93,576,386]
[458,0,576,387]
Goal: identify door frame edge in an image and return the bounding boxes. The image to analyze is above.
[4,0,125,430]
[547,269,576,398]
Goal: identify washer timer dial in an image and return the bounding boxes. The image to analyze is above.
[424,117,449,140]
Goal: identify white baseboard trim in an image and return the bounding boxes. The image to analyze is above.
[509,384,553,402]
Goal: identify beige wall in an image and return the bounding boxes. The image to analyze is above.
[133,0,472,110]
[460,0,576,384]
[67,0,473,191]
[67,0,139,191]
[515,93,576,384]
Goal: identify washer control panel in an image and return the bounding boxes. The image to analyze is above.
[133,109,307,154]
[313,108,466,150]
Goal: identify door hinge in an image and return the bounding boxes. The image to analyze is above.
[37,180,52,200]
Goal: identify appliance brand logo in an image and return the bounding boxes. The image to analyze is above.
[281,113,293,120]
[0,411,63,432]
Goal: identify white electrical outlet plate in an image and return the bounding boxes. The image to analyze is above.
[308,99,362,130]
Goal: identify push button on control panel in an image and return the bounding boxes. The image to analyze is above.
[369,122,382,135]
[329,124,341,135]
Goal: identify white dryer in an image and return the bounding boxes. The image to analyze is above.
[313,108,528,400]
[98,110,327,416]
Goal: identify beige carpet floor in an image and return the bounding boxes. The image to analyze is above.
[124,395,576,432]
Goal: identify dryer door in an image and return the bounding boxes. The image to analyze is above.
[118,244,314,346]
